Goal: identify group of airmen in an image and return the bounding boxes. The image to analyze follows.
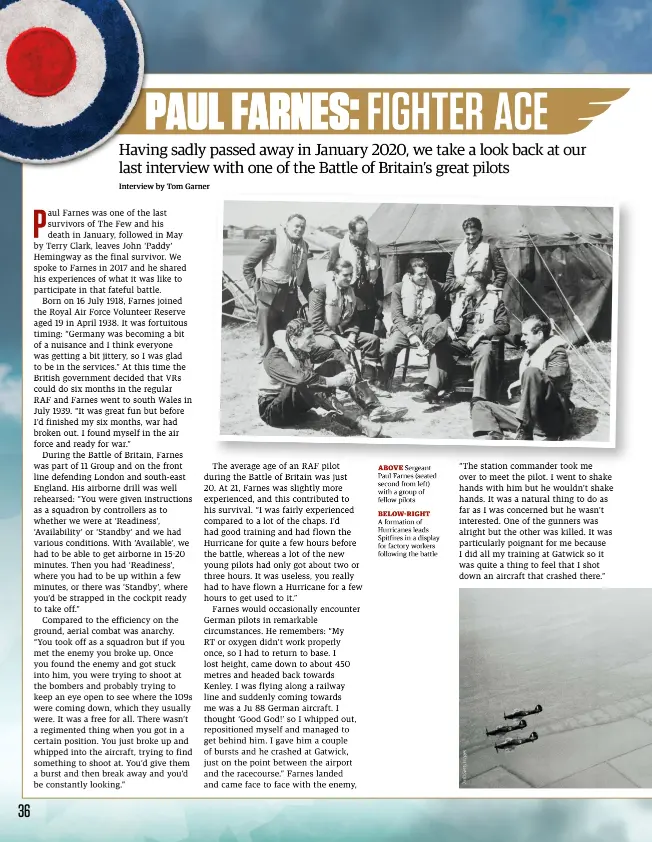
[242,212,573,440]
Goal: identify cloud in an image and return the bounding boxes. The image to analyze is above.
[612,3,652,34]
[129,0,652,74]
[551,0,576,19]
[0,365,20,420]
[545,0,652,71]
[433,800,647,842]
[129,0,539,73]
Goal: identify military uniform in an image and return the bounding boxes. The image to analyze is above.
[327,234,384,334]
[379,275,444,388]
[243,226,312,357]
[472,336,573,439]
[445,239,507,289]
[429,289,510,399]
[308,278,380,374]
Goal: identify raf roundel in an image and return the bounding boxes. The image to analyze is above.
[0,0,143,163]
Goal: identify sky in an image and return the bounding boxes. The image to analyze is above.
[126,0,652,74]
[224,200,380,229]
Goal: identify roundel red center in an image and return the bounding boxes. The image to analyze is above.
[6,27,77,97]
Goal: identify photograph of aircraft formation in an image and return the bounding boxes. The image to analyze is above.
[486,704,543,752]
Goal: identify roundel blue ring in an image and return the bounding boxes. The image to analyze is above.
[0,0,143,162]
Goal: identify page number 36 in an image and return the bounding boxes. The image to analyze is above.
[18,804,31,818]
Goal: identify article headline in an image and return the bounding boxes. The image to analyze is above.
[118,88,628,135]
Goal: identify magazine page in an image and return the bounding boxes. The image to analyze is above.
[17,72,646,806]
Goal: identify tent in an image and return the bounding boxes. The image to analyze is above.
[304,225,340,255]
[367,204,613,343]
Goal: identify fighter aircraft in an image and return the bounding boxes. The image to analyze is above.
[486,719,527,737]
[495,731,538,752]
[504,704,542,720]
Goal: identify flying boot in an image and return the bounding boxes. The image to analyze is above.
[348,380,408,423]
[313,392,382,438]
[361,361,392,398]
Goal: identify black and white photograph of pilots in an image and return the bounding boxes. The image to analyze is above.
[460,589,652,788]
[220,201,615,443]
